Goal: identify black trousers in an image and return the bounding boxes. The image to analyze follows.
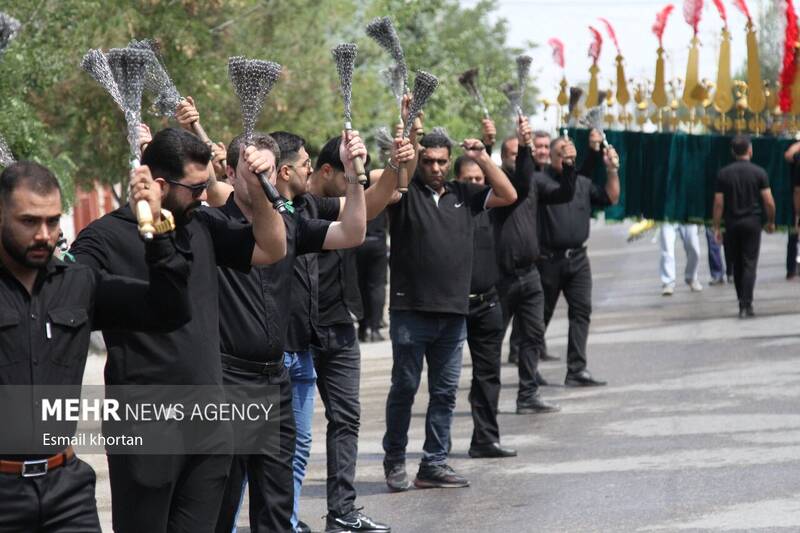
[726,217,762,307]
[538,250,592,375]
[466,289,504,446]
[0,455,100,533]
[497,267,545,403]
[356,238,388,331]
[787,231,798,276]
[215,362,295,533]
[312,323,361,517]
[108,452,231,533]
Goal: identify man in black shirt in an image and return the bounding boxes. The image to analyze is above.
[453,155,517,459]
[493,126,560,367]
[537,134,619,387]
[491,117,576,414]
[0,161,190,532]
[382,128,517,491]
[713,135,775,318]
[212,130,376,532]
[71,127,287,533]
[306,134,413,532]
[357,212,389,342]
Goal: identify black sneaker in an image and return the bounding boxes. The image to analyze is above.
[413,463,470,489]
[383,460,410,492]
[325,508,390,532]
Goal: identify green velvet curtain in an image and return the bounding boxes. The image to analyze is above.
[568,129,795,227]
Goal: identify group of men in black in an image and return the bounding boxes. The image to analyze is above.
[1,78,629,533]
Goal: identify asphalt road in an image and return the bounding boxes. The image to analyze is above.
[84,220,800,532]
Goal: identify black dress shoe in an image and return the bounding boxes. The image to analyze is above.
[539,352,560,362]
[534,370,549,386]
[516,395,560,414]
[369,329,385,342]
[738,304,755,318]
[468,442,518,458]
[565,370,607,387]
[358,326,369,343]
[296,520,312,533]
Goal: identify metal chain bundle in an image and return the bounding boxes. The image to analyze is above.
[128,38,181,118]
[374,126,394,153]
[458,67,489,117]
[366,16,408,96]
[80,49,126,111]
[331,43,358,125]
[0,12,20,56]
[227,56,282,144]
[106,47,155,164]
[501,81,521,118]
[403,70,438,139]
[515,55,533,116]
[381,64,405,107]
[0,133,14,167]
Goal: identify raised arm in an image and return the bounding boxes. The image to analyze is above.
[603,146,621,205]
[93,167,191,332]
[176,96,233,207]
[512,115,535,200]
[239,145,287,265]
[323,131,367,250]
[364,137,415,218]
[537,140,577,204]
[461,138,517,208]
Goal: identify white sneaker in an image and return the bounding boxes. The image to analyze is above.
[687,279,703,292]
[662,284,674,296]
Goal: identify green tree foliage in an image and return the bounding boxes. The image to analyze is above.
[0,0,532,203]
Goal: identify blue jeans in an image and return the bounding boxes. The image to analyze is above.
[285,351,316,530]
[383,310,466,466]
[705,227,724,281]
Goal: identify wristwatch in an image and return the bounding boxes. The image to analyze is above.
[152,209,176,235]
[344,174,360,185]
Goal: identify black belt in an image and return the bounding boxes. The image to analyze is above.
[221,353,283,375]
[469,286,497,303]
[540,246,586,260]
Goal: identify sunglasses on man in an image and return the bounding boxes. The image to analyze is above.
[165,179,210,198]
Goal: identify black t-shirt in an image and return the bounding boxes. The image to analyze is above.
[285,193,340,351]
[715,160,769,224]
[318,248,363,327]
[539,175,612,250]
[470,210,500,294]
[70,205,254,385]
[388,176,490,315]
[491,148,576,276]
[214,194,330,363]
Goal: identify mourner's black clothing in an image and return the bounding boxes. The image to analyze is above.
[539,175,611,250]
[492,147,576,403]
[215,194,330,364]
[357,213,388,333]
[1,232,190,533]
[388,176,491,315]
[71,204,254,386]
[538,174,612,375]
[466,211,504,447]
[716,160,769,225]
[1,235,190,388]
[285,194,341,352]
[715,160,770,307]
[71,204,258,533]
[212,193,330,533]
